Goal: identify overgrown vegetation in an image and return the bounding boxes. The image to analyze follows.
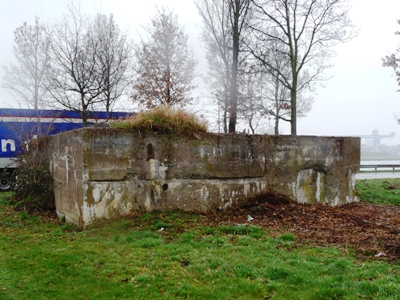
[1,190,400,299]
[9,136,55,213]
[111,106,208,136]
[356,178,400,205]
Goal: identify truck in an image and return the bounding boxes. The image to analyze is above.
[0,108,131,191]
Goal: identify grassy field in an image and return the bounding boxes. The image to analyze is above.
[356,178,400,205]
[1,180,400,300]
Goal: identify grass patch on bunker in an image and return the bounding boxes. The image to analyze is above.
[110,106,207,136]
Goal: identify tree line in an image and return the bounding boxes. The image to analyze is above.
[2,0,356,135]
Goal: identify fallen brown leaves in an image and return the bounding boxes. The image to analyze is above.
[206,192,400,262]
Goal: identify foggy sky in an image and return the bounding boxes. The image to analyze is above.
[1,0,400,145]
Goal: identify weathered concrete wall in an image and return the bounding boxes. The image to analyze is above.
[50,129,360,227]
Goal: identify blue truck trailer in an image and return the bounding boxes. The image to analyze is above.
[0,108,131,191]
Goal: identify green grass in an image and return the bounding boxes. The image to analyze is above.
[1,187,400,299]
[356,178,400,205]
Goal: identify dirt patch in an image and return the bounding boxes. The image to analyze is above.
[206,193,400,262]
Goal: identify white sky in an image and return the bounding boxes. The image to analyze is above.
[1,0,400,144]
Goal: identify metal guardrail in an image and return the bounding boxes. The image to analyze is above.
[360,164,400,171]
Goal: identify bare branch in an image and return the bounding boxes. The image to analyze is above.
[1,17,52,110]
[249,0,356,134]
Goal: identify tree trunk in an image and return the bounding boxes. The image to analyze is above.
[81,94,88,127]
[290,63,298,135]
[228,2,240,134]
[290,86,297,135]
[223,91,228,133]
[274,74,280,135]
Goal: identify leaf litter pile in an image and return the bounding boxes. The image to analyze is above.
[207,192,400,262]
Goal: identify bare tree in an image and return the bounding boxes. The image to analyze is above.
[2,17,51,110]
[47,3,105,125]
[196,0,231,133]
[92,13,132,113]
[383,19,400,124]
[261,37,313,134]
[206,49,231,133]
[47,3,132,125]
[196,0,251,133]
[132,8,197,109]
[237,62,265,134]
[249,0,355,135]
[264,73,313,134]
[227,0,251,133]
[382,19,400,93]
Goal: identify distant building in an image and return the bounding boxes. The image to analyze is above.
[360,129,395,152]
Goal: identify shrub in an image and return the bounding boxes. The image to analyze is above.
[10,136,55,213]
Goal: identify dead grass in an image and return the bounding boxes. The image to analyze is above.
[110,106,207,136]
[207,192,400,262]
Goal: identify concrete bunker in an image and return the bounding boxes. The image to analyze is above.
[49,129,360,227]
